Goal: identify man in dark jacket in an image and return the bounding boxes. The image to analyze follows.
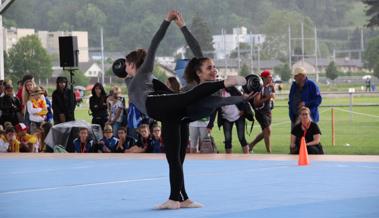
[52,76,76,124]
[288,67,322,129]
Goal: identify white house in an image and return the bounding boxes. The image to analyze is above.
[212,27,265,59]
[82,62,102,78]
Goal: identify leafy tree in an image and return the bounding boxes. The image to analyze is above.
[325,61,338,81]
[374,61,379,79]
[274,63,291,82]
[3,51,10,77]
[62,70,89,87]
[261,10,315,60]
[363,0,379,27]
[363,36,379,70]
[239,64,251,77]
[1,0,372,54]
[186,14,214,58]
[75,3,107,46]
[273,0,355,27]
[7,35,52,82]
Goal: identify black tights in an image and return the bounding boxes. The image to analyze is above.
[146,81,225,122]
[146,81,225,201]
[161,122,189,201]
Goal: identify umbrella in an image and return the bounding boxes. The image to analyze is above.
[44,120,102,152]
[86,84,94,91]
[74,85,86,90]
[362,75,372,80]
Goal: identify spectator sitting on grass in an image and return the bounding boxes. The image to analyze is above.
[73,128,95,153]
[98,125,119,153]
[115,127,136,153]
[290,106,324,155]
[15,123,38,152]
[125,124,151,153]
[0,126,20,152]
[150,123,164,153]
[40,122,52,152]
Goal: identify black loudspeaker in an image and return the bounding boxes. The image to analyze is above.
[59,36,79,68]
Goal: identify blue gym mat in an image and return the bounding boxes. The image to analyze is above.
[0,157,378,218]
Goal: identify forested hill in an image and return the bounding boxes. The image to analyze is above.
[3,0,369,54]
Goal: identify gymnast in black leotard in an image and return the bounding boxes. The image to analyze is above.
[123,10,249,209]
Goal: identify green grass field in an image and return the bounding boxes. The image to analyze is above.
[75,96,379,155]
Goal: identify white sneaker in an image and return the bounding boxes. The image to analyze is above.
[180,199,204,208]
[224,75,246,87]
[155,200,180,210]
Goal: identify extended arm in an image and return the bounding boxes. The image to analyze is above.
[138,11,176,75]
[176,12,204,58]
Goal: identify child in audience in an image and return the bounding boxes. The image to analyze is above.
[40,86,53,123]
[33,127,43,153]
[40,122,52,152]
[125,124,151,153]
[150,123,164,153]
[27,86,48,134]
[73,128,94,153]
[0,127,20,152]
[15,123,38,152]
[98,125,119,153]
[115,127,136,153]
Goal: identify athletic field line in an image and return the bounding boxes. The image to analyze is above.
[333,108,379,119]
[0,165,289,196]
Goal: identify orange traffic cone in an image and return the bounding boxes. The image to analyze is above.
[298,136,310,166]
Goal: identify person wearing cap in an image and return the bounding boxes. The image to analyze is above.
[249,70,275,153]
[288,67,322,129]
[98,124,119,153]
[52,76,76,124]
[26,86,48,134]
[0,83,21,126]
[15,123,38,152]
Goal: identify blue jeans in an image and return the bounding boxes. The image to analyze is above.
[222,117,247,149]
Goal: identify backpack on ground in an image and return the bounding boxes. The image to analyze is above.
[199,134,218,153]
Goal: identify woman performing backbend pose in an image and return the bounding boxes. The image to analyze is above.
[122,10,253,209]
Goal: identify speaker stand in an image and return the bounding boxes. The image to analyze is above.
[63,67,77,120]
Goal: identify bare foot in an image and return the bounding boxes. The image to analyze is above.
[155,199,180,210]
[180,199,204,208]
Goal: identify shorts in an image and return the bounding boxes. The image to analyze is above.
[255,110,271,130]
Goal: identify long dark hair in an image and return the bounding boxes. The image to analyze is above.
[91,82,107,98]
[55,76,68,90]
[125,48,147,69]
[184,57,210,84]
